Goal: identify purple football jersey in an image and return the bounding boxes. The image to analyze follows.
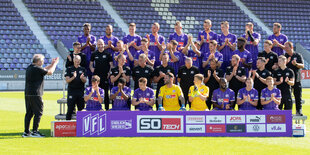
[134,50,155,62]
[146,34,165,67]
[237,88,258,110]
[187,50,201,69]
[241,32,261,61]
[197,31,218,54]
[99,35,119,54]
[111,86,131,110]
[84,87,104,111]
[113,51,131,67]
[167,50,183,75]
[203,52,223,68]
[133,87,154,111]
[168,32,188,52]
[261,87,281,110]
[78,34,97,63]
[212,88,235,110]
[122,34,142,59]
[218,33,237,62]
[233,49,253,67]
[268,34,288,56]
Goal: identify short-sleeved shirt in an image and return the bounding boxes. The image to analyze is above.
[177,66,200,94]
[285,52,304,83]
[233,49,253,69]
[65,52,87,68]
[25,64,48,96]
[147,34,165,67]
[122,34,142,58]
[78,34,97,64]
[268,34,288,56]
[132,65,154,90]
[241,32,261,60]
[203,52,223,69]
[152,65,174,93]
[258,51,278,72]
[134,50,155,63]
[133,87,154,111]
[113,51,131,67]
[226,66,246,92]
[218,33,237,62]
[187,50,201,68]
[237,88,258,110]
[84,87,104,111]
[65,66,86,94]
[167,50,184,75]
[168,32,188,52]
[110,65,131,86]
[252,69,271,92]
[197,31,218,54]
[212,88,235,110]
[204,68,224,90]
[273,68,294,94]
[188,84,209,111]
[158,84,183,111]
[111,86,131,110]
[90,50,113,77]
[261,87,281,110]
[99,35,119,54]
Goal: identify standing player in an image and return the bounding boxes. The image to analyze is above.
[258,40,278,72]
[100,25,119,55]
[273,55,295,110]
[134,38,155,67]
[132,78,155,111]
[178,57,199,107]
[65,42,87,68]
[204,59,224,110]
[132,54,154,90]
[182,35,201,69]
[158,73,186,111]
[218,21,237,71]
[261,77,281,110]
[164,40,183,75]
[23,55,59,137]
[233,37,253,74]
[242,22,261,69]
[110,78,131,111]
[89,39,113,110]
[78,23,96,85]
[251,57,271,110]
[65,55,87,120]
[110,54,131,87]
[284,42,304,115]
[152,53,174,109]
[212,78,235,110]
[146,22,165,67]
[236,78,258,110]
[122,23,141,69]
[268,23,288,56]
[203,40,223,69]
[84,75,104,111]
[225,54,246,109]
[112,40,134,67]
[188,74,209,111]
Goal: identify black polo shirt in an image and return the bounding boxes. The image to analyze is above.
[25,64,48,96]
[110,65,131,86]
[90,50,113,78]
[65,66,86,94]
[177,65,200,93]
[65,52,87,68]
[252,68,271,92]
[258,51,278,72]
[226,66,246,92]
[204,67,224,90]
[152,65,174,92]
[273,67,294,94]
[285,52,303,83]
[132,65,154,90]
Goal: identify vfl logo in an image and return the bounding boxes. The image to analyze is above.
[83,113,106,136]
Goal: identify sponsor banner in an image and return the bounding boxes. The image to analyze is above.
[206,115,225,124]
[267,124,286,132]
[246,124,266,133]
[76,110,292,137]
[186,125,205,133]
[51,121,76,137]
[246,115,266,123]
[0,70,63,81]
[186,115,205,124]
[301,70,310,79]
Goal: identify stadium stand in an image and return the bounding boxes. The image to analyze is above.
[0,0,50,70]
[23,0,126,50]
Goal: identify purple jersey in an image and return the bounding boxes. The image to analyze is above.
[113,51,131,67]
[197,31,218,54]
[233,49,253,68]
[134,50,155,62]
[241,32,261,60]
[168,32,188,52]
[212,88,235,110]
[78,34,96,67]
[167,50,183,75]
[218,33,237,62]
[122,34,141,59]
[147,34,165,67]
[261,87,281,110]
[203,52,223,68]
[237,88,258,110]
[268,34,288,56]
[187,50,201,69]
[99,35,119,54]
[84,87,104,111]
[133,87,154,111]
[111,86,131,110]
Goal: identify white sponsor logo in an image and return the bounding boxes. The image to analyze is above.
[246,124,266,133]
[246,115,266,123]
[226,115,245,124]
[186,115,205,124]
[267,124,286,132]
[82,113,106,136]
[206,115,225,124]
[186,125,205,133]
[111,120,132,130]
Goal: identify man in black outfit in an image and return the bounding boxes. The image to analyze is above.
[284,42,304,115]
[258,40,278,72]
[66,42,87,68]
[273,55,295,110]
[152,53,174,109]
[132,53,154,90]
[177,57,200,107]
[110,54,131,87]
[23,54,59,137]
[65,55,87,120]
[89,39,113,110]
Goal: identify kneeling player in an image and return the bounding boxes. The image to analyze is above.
[237,78,258,110]
[132,78,155,111]
[188,74,209,111]
[110,78,131,110]
[84,75,104,111]
[261,76,281,110]
[212,78,235,110]
[158,72,186,111]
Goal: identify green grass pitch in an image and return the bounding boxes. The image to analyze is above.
[0,90,310,154]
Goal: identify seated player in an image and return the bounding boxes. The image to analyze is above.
[236,78,258,110]
[110,78,131,111]
[132,78,155,111]
[212,78,235,110]
[84,75,104,111]
[158,72,186,111]
[188,74,209,111]
[261,76,281,110]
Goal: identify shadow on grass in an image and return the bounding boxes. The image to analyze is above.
[0,129,51,139]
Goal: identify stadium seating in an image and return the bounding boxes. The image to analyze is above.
[0,0,50,70]
[23,0,126,50]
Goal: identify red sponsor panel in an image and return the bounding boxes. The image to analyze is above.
[301,70,310,79]
[267,115,286,123]
[162,118,181,130]
[206,125,226,133]
[52,121,76,137]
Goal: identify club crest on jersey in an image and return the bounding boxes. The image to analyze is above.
[225,94,229,97]
[102,55,106,58]
[286,73,289,76]
[191,71,194,74]
[172,90,176,93]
